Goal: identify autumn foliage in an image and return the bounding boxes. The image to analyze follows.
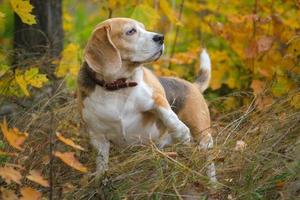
[0,0,299,199]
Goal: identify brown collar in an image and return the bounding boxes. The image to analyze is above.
[86,67,138,91]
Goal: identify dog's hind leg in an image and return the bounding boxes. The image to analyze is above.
[199,133,217,184]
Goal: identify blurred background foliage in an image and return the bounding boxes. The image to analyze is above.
[0,0,299,112]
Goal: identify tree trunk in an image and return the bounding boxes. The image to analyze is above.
[13,0,63,76]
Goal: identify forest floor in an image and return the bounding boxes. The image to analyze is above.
[1,87,299,200]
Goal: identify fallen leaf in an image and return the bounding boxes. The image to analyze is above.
[164,152,177,157]
[56,132,85,151]
[62,182,75,194]
[1,187,18,200]
[235,140,247,151]
[251,80,265,95]
[255,96,273,110]
[276,181,285,189]
[26,170,49,187]
[20,187,42,200]
[0,166,22,184]
[0,118,28,151]
[53,151,88,173]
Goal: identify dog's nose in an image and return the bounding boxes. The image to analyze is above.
[152,34,164,44]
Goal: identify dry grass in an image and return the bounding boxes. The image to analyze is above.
[1,88,299,200]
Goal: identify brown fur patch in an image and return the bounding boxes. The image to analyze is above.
[177,83,211,141]
[143,68,169,109]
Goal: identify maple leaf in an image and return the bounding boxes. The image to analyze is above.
[24,68,48,88]
[15,72,30,96]
[20,187,42,200]
[53,151,88,173]
[26,170,49,187]
[0,188,18,200]
[0,118,28,151]
[0,166,22,184]
[56,132,85,151]
[10,0,36,25]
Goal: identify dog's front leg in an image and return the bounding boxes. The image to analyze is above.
[153,94,191,144]
[89,130,110,175]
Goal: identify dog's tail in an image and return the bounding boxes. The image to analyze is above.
[194,49,211,93]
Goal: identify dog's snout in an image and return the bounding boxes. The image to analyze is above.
[152,34,164,44]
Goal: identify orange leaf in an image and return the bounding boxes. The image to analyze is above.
[276,181,285,189]
[26,170,49,187]
[0,166,22,184]
[53,151,88,173]
[164,152,178,157]
[0,118,28,151]
[257,36,273,53]
[251,80,265,95]
[20,187,42,200]
[56,132,85,151]
[1,187,18,200]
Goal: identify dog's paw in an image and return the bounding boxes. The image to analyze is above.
[171,123,191,144]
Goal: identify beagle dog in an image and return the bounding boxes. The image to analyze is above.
[77,18,217,183]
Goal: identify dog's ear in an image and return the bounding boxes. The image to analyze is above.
[84,25,121,76]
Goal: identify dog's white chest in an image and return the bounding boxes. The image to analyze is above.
[82,80,160,145]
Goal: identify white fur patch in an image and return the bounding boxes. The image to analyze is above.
[200,49,211,71]
[82,67,161,146]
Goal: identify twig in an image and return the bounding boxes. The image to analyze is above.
[172,183,184,200]
[168,0,185,69]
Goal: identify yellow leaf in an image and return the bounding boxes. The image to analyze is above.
[159,0,178,24]
[272,76,294,97]
[1,188,18,200]
[108,0,117,9]
[0,166,22,184]
[20,187,42,200]
[290,92,300,109]
[53,151,88,173]
[223,96,239,111]
[131,4,160,29]
[0,118,28,151]
[24,68,48,88]
[26,170,49,187]
[56,132,85,151]
[55,43,80,77]
[0,12,5,33]
[15,73,29,96]
[10,0,36,25]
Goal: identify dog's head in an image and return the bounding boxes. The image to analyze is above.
[84,18,164,78]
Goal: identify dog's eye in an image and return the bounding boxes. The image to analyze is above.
[126,28,136,36]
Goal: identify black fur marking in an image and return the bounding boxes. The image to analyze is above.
[78,62,97,91]
[159,77,189,114]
